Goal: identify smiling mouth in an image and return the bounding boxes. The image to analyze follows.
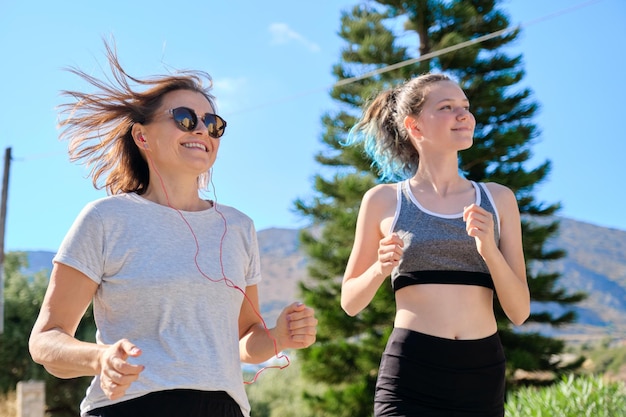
[182,142,208,152]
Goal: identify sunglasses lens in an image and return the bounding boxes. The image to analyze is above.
[172,107,197,131]
[170,107,226,137]
[204,114,227,138]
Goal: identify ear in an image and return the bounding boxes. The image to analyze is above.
[131,123,148,149]
[403,115,422,138]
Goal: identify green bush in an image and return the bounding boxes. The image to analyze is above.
[505,374,626,417]
[579,340,626,376]
[246,361,626,417]
[245,357,323,417]
[1,252,96,417]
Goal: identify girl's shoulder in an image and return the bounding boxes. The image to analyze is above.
[482,182,518,212]
[482,182,514,198]
[363,182,400,202]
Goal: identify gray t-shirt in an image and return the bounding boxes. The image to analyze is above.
[54,193,262,416]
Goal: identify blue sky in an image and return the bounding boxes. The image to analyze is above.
[0,0,624,252]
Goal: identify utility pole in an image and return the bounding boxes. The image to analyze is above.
[0,147,11,334]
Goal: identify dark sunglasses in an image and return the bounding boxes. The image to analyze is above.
[167,107,227,138]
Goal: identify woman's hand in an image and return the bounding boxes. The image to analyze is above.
[274,302,318,350]
[98,339,145,400]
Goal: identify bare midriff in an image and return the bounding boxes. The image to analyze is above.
[394,284,497,340]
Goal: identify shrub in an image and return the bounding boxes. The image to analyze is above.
[505,374,626,417]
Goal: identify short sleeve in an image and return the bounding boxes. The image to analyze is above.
[53,202,106,284]
[245,222,263,286]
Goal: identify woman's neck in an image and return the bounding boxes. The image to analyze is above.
[141,182,210,211]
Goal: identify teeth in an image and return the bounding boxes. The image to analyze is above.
[183,143,207,152]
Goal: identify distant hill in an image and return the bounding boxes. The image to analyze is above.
[526,218,626,343]
[21,217,626,343]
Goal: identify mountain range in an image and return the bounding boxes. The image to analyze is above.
[22,216,626,344]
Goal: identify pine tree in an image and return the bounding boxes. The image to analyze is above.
[294,1,585,415]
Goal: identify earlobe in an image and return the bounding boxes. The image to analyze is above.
[137,134,148,149]
[131,124,148,148]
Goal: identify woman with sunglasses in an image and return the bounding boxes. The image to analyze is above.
[341,73,530,416]
[29,41,317,417]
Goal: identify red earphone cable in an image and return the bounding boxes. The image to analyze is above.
[145,151,290,384]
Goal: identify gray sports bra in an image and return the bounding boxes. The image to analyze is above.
[390,180,500,292]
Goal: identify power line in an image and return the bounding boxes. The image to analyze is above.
[227,0,606,115]
[8,0,607,162]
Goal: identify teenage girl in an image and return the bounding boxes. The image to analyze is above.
[341,73,529,416]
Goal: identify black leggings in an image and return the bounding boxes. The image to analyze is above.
[86,389,245,417]
[375,328,506,417]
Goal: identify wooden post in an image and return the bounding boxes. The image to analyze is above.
[0,147,11,334]
[17,381,45,417]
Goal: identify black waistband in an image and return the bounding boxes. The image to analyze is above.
[393,270,494,292]
[87,390,243,417]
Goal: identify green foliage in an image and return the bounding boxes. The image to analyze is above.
[594,346,626,376]
[0,252,96,417]
[294,1,585,415]
[0,252,49,392]
[505,374,626,417]
[245,359,322,417]
[573,338,626,377]
[248,361,626,417]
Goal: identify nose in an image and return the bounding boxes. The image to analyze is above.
[192,119,209,136]
[456,107,471,120]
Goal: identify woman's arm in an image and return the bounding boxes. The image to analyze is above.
[29,262,104,377]
[464,183,530,325]
[238,285,317,364]
[29,263,144,400]
[341,185,403,316]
